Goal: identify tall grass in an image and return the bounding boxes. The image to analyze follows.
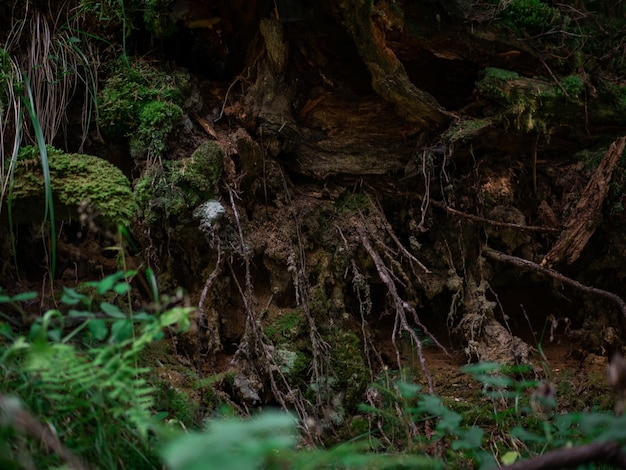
[0,1,101,276]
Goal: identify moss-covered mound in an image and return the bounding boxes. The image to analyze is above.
[134,141,224,225]
[8,147,136,227]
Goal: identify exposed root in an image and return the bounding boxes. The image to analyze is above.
[358,224,444,393]
[483,246,626,319]
[196,238,223,375]
[542,136,626,266]
[225,184,320,442]
[432,200,560,233]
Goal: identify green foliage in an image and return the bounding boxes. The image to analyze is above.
[0,272,193,469]
[559,75,584,100]
[162,411,297,470]
[10,145,136,227]
[130,100,183,160]
[499,0,560,35]
[134,141,224,225]
[98,59,189,159]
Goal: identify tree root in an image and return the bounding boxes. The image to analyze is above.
[358,223,447,393]
[483,246,626,319]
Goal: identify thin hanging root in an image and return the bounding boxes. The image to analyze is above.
[225,185,317,441]
[359,227,444,393]
[197,238,223,375]
[279,167,331,409]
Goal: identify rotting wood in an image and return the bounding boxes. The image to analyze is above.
[483,246,626,319]
[542,136,626,267]
[330,0,453,129]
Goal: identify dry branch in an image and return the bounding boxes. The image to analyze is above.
[483,246,626,319]
[503,440,626,470]
[542,136,626,266]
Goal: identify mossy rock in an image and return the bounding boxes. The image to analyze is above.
[8,146,135,227]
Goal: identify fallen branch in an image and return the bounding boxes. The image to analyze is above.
[504,440,626,470]
[483,246,626,319]
[432,200,560,233]
[542,136,626,266]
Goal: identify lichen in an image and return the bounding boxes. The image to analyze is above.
[10,146,135,226]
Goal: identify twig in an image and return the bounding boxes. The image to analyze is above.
[483,246,626,319]
[197,239,223,376]
[214,76,241,123]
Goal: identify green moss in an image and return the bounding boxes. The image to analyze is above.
[559,75,584,100]
[336,191,370,215]
[10,146,135,226]
[498,0,560,35]
[143,0,176,38]
[134,141,223,225]
[98,59,189,159]
[264,309,307,343]
[130,100,183,160]
[477,67,584,133]
[327,328,370,411]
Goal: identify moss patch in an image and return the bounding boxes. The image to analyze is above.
[98,59,189,160]
[9,146,135,227]
[134,141,224,225]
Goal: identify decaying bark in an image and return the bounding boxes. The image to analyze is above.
[330,0,453,129]
[542,136,626,267]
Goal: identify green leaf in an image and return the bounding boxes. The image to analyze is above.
[510,426,544,443]
[113,282,131,295]
[61,287,88,305]
[452,426,484,450]
[501,451,519,466]
[11,291,37,302]
[110,319,133,342]
[88,319,108,341]
[159,307,193,331]
[100,302,126,319]
[397,381,422,399]
[86,272,126,294]
[68,309,93,318]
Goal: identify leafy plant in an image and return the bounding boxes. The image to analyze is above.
[0,272,193,469]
